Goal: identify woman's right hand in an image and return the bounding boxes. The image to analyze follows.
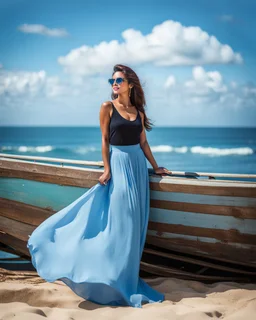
[98,170,111,185]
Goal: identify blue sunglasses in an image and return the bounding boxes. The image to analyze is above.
[108,77,127,86]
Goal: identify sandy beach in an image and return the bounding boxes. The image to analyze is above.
[0,269,255,320]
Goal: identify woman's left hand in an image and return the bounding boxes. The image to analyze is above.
[154,166,172,175]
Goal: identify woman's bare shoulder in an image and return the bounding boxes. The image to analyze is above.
[100,101,113,112]
[101,101,113,108]
[100,101,113,118]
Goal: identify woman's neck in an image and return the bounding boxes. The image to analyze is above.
[116,96,132,108]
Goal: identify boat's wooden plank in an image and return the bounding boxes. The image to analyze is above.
[0,178,91,211]
[1,230,255,279]
[0,216,34,242]
[0,196,255,266]
[2,196,251,234]
[2,189,255,233]
[3,196,252,246]
[2,153,256,180]
[0,248,27,260]
[0,233,29,257]
[2,178,256,216]
[143,248,256,275]
[147,230,256,249]
[0,168,98,188]
[150,181,256,197]
[151,199,256,218]
[149,175,256,187]
[140,261,250,281]
[1,158,256,194]
[0,197,53,226]
[0,256,26,261]
[148,221,256,244]
[1,198,255,264]
[151,191,256,208]
[0,157,103,172]
[149,209,256,235]
[1,176,255,219]
[0,159,101,188]
[146,235,256,267]
[0,243,24,257]
[0,154,104,167]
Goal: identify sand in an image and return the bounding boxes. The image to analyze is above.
[0,271,256,320]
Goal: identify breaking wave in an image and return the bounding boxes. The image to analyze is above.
[151,145,254,156]
[1,145,55,153]
[0,145,100,154]
[0,144,254,157]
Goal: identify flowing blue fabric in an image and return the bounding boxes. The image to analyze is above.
[27,143,164,308]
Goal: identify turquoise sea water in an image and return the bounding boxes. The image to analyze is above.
[1,126,256,174]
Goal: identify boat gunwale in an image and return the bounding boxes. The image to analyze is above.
[1,155,256,187]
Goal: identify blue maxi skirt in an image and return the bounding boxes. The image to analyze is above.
[27,143,164,308]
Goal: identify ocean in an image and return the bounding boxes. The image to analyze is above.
[0,126,256,263]
[0,126,255,174]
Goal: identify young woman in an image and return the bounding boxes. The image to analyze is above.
[27,64,171,308]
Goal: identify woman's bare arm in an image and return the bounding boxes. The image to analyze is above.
[139,111,159,170]
[99,101,112,173]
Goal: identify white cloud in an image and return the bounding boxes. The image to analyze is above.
[18,24,69,37]
[1,64,255,126]
[0,65,113,126]
[58,20,242,76]
[0,70,46,97]
[0,69,77,98]
[164,75,176,88]
[184,66,227,96]
[0,68,111,126]
[164,66,256,109]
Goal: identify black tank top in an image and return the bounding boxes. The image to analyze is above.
[109,102,143,145]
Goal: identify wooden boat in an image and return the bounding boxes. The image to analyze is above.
[1,152,256,282]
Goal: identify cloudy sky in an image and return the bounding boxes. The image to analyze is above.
[0,0,256,127]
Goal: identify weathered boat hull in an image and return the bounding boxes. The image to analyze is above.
[1,154,256,270]
[147,176,256,267]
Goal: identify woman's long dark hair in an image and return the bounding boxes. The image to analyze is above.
[111,64,153,131]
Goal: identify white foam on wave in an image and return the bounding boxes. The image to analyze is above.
[74,146,98,154]
[1,144,254,157]
[19,145,54,153]
[151,145,254,156]
[1,146,13,151]
[151,145,188,153]
[191,146,254,156]
[1,145,54,153]
[174,146,188,153]
[0,145,98,154]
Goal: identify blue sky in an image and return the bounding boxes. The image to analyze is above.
[0,0,256,126]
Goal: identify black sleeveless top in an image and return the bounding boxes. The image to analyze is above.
[109,102,143,145]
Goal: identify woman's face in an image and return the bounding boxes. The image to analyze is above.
[111,71,130,96]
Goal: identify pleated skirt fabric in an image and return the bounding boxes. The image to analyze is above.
[27,143,165,308]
